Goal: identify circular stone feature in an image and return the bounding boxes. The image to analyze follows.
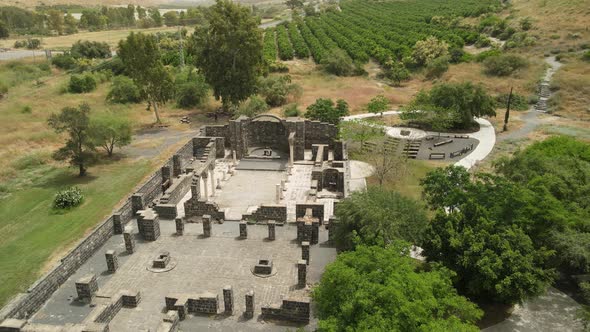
[251,258,278,278]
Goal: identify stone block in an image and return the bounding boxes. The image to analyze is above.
[298,260,307,288]
[301,241,310,265]
[123,231,135,254]
[267,220,276,241]
[112,213,123,234]
[239,221,247,239]
[202,215,211,237]
[105,250,118,273]
[254,259,273,275]
[137,209,161,241]
[0,319,26,332]
[223,286,234,314]
[121,290,141,308]
[76,274,98,301]
[175,218,184,236]
[153,252,171,269]
[244,290,255,319]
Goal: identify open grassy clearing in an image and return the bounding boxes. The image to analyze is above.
[0,26,179,50]
[548,56,590,120]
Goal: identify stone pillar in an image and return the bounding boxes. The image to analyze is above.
[162,166,172,185]
[175,218,184,235]
[275,184,281,204]
[75,274,98,301]
[124,231,135,254]
[268,221,276,241]
[216,178,222,190]
[289,143,294,166]
[239,221,247,239]
[202,173,209,201]
[311,219,320,245]
[281,180,286,192]
[210,169,216,197]
[105,250,118,273]
[297,260,307,288]
[131,193,144,214]
[244,290,254,319]
[172,154,182,176]
[232,150,237,166]
[303,221,312,243]
[203,215,211,237]
[301,241,310,265]
[191,176,200,200]
[112,213,123,234]
[223,286,234,314]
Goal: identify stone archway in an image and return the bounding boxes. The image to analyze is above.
[244,115,290,158]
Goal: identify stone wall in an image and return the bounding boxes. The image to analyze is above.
[184,199,225,221]
[261,298,310,323]
[304,121,338,149]
[203,125,229,145]
[242,204,287,223]
[296,203,325,223]
[245,120,289,153]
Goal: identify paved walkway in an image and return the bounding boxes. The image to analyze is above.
[342,112,496,170]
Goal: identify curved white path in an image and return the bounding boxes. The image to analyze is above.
[342,112,496,170]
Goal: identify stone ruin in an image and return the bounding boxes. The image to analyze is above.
[0,115,359,331]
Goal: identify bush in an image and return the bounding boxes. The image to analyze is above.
[424,56,449,79]
[475,49,502,62]
[14,38,41,49]
[583,50,590,62]
[21,105,32,113]
[175,69,209,109]
[0,82,7,99]
[321,49,361,77]
[258,75,300,107]
[237,96,268,117]
[283,103,300,117]
[483,54,527,76]
[268,61,289,73]
[53,187,83,209]
[51,54,77,70]
[68,72,97,93]
[494,92,529,111]
[107,76,141,104]
[70,40,111,59]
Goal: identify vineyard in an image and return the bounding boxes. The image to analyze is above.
[263,0,499,66]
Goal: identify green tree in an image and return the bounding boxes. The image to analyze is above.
[339,119,384,150]
[175,67,209,109]
[47,103,96,176]
[420,166,557,304]
[136,6,146,19]
[236,95,268,117]
[305,98,349,125]
[383,60,410,86]
[321,48,358,76]
[313,242,483,332]
[367,94,389,115]
[285,0,304,10]
[401,82,496,130]
[163,11,179,26]
[149,8,163,27]
[106,76,142,104]
[118,32,175,123]
[190,0,263,110]
[47,10,64,35]
[64,13,78,34]
[89,114,132,157]
[333,187,427,250]
[412,36,449,66]
[258,74,300,107]
[0,20,8,39]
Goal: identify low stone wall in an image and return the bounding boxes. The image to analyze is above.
[295,203,324,223]
[261,298,310,323]
[304,120,338,149]
[184,199,225,221]
[242,204,287,223]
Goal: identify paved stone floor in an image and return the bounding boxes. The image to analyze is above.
[32,222,336,331]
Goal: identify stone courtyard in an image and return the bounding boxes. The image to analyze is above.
[0,115,364,331]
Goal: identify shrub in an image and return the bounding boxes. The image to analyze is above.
[321,49,360,76]
[51,54,77,70]
[53,187,84,209]
[483,54,527,76]
[14,38,41,49]
[520,17,533,31]
[21,105,32,113]
[424,56,449,79]
[268,61,289,73]
[0,82,7,99]
[68,72,97,93]
[258,75,300,107]
[70,40,111,59]
[305,98,349,125]
[107,76,141,104]
[283,103,300,117]
[237,96,268,117]
[475,49,502,62]
[412,36,449,65]
[494,92,529,111]
[583,50,590,62]
[175,69,209,109]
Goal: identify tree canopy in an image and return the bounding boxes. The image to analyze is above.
[333,187,428,251]
[313,242,483,332]
[401,82,496,130]
[420,166,556,304]
[304,98,349,125]
[89,114,132,157]
[190,0,263,109]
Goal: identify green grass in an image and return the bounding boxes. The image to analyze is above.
[0,159,152,307]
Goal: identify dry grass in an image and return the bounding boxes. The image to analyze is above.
[0,0,170,9]
[0,26,179,49]
[548,56,590,121]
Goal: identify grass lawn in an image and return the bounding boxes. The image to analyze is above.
[0,158,152,307]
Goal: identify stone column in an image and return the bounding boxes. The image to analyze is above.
[75,274,98,302]
[303,221,313,243]
[112,213,123,234]
[223,286,234,314]
[289,143,294,166]
[172,155,182,177]
[268,221,276,241]
[203,215,211,237]
[232,150,237,166]
[311,219,320,245]
[105,250,118,273]
[216,178,222,190]
[210,169,216,197]
[175,218,184,236]
[281,180,286,192]
[301,241,310,265]
[202,173,209,201]
[124,231,135,254]
[244,291,254,319]
[297,260,307,288]
[275,184,281,204]
[239,221,247,239]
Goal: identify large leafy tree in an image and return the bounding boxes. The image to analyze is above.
[118,32,174,123]
[304,98,349,125]
[420,166,557,304]
[333,187,428,250]
[313,242,483,332]
[47,103,96,177]
[89,114,132,157]
[190,0,263,110]
[401,82,496,130]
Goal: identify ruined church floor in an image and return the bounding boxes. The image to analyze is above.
[30,221,336,331]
